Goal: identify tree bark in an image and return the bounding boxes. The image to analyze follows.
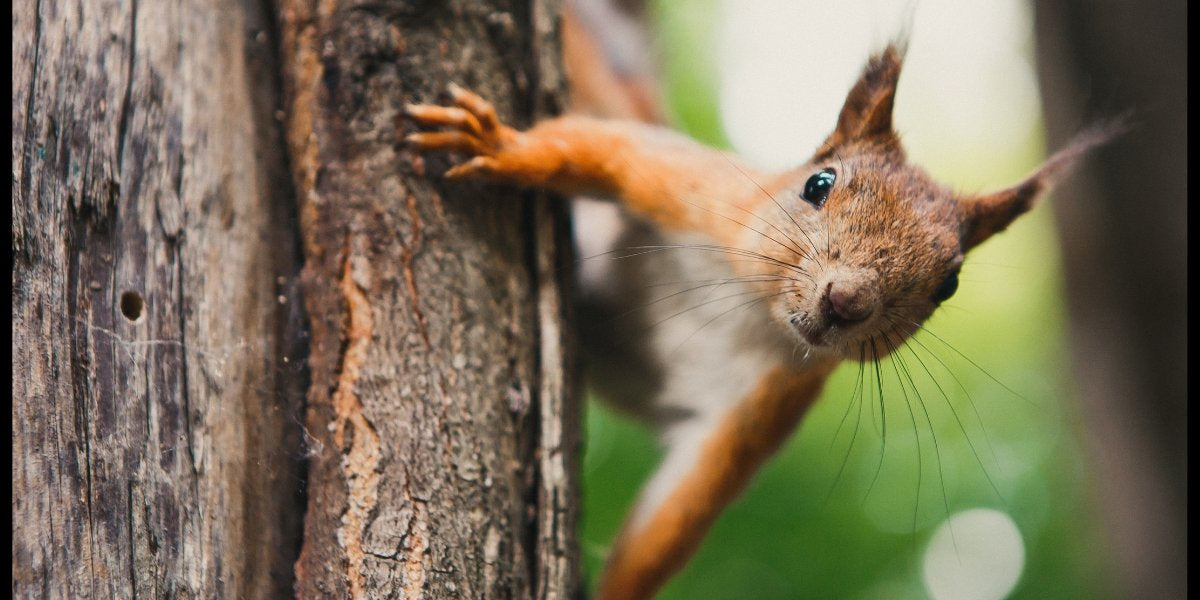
[13,0,306,597]
[278,0,580,597]
[1034,2,1186,599]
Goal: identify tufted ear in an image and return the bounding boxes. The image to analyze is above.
[958,122,1123,250]
[817,42,907,155]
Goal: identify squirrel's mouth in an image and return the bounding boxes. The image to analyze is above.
[794,320,856,349]
[792,312,881,354]
[797,325,829,347]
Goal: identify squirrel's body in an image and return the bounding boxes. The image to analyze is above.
[564,6,808,505]
[406,5,1111,598]
[580,208,803,514]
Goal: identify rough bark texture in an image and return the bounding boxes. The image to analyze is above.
[1034,2,1186,599]
[278,0,580,597]
[13,0,307,597]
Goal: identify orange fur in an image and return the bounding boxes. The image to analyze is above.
[406,87,771,242]
[405,35,1110,600]
[594,360,839,600]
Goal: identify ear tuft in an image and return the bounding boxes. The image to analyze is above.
[959,118,1127,249]
[817,41,908,155]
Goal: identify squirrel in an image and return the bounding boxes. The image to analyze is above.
[404,3,1114,599]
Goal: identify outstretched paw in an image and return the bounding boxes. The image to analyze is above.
[405,84,519,179]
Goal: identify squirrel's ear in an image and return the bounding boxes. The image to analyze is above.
[818,42,906,153]
[958,122,1123,250]
[957,177,1043,251]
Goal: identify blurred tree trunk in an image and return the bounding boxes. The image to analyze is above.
[1034,2,1186,599]
[13,0,307,597]
[278,0,580,597]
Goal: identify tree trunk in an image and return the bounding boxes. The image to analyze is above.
[277,0,580,597]
[1034,2,1186,599]
[13,0,579,597]
[13,0,306,597]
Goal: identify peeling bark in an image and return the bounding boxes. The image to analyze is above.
[277,0,580,597]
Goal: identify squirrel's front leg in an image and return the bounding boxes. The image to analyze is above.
[406,85,775,246]
[595,360,838,600]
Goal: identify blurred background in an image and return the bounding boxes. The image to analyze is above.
[576,0,1187,598]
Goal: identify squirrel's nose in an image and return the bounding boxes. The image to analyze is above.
[825,281,874,323]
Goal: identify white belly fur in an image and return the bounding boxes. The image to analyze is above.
[573,198,807,525]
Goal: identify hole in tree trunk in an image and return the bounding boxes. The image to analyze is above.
[120,291,145,322]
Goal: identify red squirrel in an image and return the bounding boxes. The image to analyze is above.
[405,5,1112,599]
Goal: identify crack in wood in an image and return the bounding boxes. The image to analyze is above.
[279,13,323,261]
[399,193,430,347]
[127,479,138,600]
[116,0,138,172]
[18,0,43,210]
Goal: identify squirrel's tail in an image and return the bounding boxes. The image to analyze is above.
[563,0,666,124]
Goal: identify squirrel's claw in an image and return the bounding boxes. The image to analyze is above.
[405,131,489,155]
[446,83,501,132]
[404,104,485,138]
[444,156,502,179]
[405,85,519,180]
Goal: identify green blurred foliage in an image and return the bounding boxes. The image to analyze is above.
[579,1,1111,598]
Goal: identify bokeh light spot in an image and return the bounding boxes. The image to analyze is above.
[922,508,1025,600]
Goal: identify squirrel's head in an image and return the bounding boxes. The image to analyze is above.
[754,42,1115,360]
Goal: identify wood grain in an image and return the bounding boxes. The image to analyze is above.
[13,0,306,597]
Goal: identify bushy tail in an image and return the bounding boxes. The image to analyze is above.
[563,0,666,123]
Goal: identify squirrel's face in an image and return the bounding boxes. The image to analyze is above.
[749,41,1098,360]
[759,146,965,359]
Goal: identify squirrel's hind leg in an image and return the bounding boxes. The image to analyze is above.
[594,361,838,600]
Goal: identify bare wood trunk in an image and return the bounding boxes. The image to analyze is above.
[1034,2,1187,599]
[13,0,306,597]
[277,0,580,597]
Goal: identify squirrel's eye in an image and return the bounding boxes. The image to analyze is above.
[932,270,959,304]
[802,168,837,207]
